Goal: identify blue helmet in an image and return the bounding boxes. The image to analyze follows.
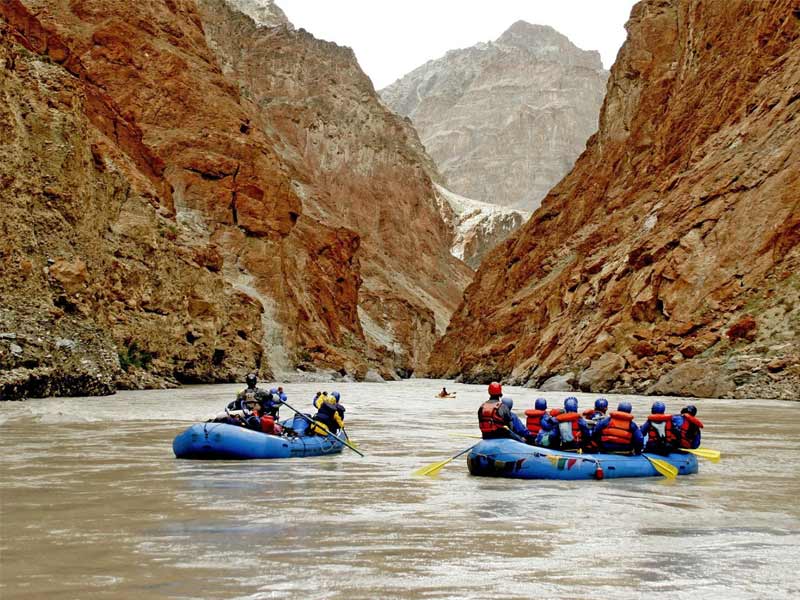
[501,396,513,409]
[681,405,697,416]
[331,391,340,401]
[564,397,578,412]
[270,388,278,394]
[651,401,666,414]
[535,397,547,410]
[618,401,632,414]
[595,398,608,411]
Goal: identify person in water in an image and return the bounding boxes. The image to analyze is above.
[438,387,454,398]
[592,401,644,454]
[640,401,680,455]
[309,391,345,436]
[675,405,703,449]
[477,383,535,443]
[549,397,592,451]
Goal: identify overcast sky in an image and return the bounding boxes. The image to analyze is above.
[277,0,639,89]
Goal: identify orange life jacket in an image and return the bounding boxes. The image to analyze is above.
[260,415,276,434]
[601,411,634,447]
[478,401,506,434]
[645,413,677,445]
[555,412,583,446]
[678,414,704,448]
[524,409,547,435]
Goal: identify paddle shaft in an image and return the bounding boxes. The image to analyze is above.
[279,399,364,457]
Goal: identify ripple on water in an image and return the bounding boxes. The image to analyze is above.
[1,381,800,599]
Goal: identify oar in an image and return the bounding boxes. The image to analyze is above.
[279,399,364,457]
[642,454,678,479]
[413,443,478,477]
[680,447,721,462]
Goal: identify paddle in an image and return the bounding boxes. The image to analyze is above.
[680,447,721,462]
[278,399,364,457]
[642,454,678,479]
[413,443,478,477]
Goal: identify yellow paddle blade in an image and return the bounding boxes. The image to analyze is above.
[412,458,451,477]
[682,448,721,462]
[644,455,678,479]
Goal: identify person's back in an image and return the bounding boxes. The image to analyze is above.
[675,405,703,449]
[552,397,591,451]
[640,401,679,455]
[524,398,549,438]
[312,391,345,435]
[478,382,513,440]
[582,398,608,424]
[594,401,643,454]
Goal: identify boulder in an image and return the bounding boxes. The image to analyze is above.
[538,372,577,392]
[578,353,626,392]
[647,361,736,398]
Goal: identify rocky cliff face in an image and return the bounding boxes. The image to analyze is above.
[434,185,529,269]
[1,1,265,398]
[429,1,800,400]
[1,0,470,398]
[197,0,471,376]
[381,21,608,212]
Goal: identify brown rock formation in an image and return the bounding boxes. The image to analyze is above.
[1,1,264,397]
[381,21,608,212]
[1,0,469,397]
[429,0,800,400]
[197,0,471,375]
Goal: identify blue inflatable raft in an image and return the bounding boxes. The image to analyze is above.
[173,415,344,460]
[467,439,698,480]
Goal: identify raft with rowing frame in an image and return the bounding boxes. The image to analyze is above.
[467,438,698,480]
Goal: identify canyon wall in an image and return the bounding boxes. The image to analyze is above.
[381,21,608,212]
[1,0,470,397]
[429,0,800,399]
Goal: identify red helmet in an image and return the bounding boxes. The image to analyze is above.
[488,381,502,396]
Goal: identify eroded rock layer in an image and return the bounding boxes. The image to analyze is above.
[381,21,608,212]
[198,0,471,376]
[1,0,470,397]
[1,2,265,397]
[429,0,800,399]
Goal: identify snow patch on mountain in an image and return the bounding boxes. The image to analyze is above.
[434,184,529,269]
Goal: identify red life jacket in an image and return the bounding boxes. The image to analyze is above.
[555,412,583,446]
[478,401,506,434]
[646,414,677,445]
[678,414,704,448]
[260,415,276,434]
[524,409,547,435]
[549,408,563,418]
[601,411,634,446]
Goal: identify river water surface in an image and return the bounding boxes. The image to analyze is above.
[1,380,799,599]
